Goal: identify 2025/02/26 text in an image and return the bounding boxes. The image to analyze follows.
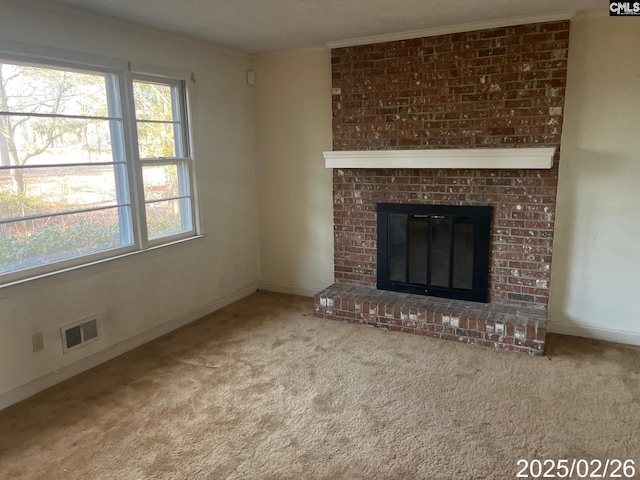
[516,459,636,478]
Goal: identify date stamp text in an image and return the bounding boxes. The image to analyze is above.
[516,459,636,478]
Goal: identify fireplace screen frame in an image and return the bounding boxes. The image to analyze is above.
[377,203,492,303]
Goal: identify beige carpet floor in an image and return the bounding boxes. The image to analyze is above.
[0,291,639,479]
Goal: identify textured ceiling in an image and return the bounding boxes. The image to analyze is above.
[45,0,602,53]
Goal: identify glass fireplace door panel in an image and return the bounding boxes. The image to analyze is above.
[388,214,407,283]
[452,218,475,290]
[408,217,429,284]
[429,217,452,287]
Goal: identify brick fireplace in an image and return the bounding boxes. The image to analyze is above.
[313,20,570,355]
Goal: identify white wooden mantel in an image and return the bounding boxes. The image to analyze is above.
[323,147,556,170]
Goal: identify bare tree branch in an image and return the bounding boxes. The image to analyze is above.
[22,131,65,162]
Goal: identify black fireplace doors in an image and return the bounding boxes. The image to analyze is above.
[377,203,492,303]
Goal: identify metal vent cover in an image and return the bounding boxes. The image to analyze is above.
[61,316,101,353]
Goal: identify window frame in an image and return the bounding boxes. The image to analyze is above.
[0,42,202,287]
[129,70,199,248]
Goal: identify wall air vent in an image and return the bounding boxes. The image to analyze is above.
[61,315,101,353]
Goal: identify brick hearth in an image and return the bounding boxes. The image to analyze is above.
[314,20,570,355]
[315,284,546,355]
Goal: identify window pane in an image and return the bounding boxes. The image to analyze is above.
[145,199,192,240]
[0,207,131,275]
[0,62,111,117]
[136,122,177,159]
[142,164,189,201]
[0,165,126,220]
[133,82,175,121]
[0,116,124,165]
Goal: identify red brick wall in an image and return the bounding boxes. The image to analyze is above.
[330,21,570,308]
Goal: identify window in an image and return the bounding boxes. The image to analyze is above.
[0,48,199,285]
[132,77,195,241]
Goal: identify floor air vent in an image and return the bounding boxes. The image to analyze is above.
[61,316,101,353]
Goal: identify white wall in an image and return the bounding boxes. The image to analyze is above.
[251,49,334,296]
[0,1,260,407]
[548,13,640,344]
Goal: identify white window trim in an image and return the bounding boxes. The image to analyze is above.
[129,62,203,243]
[0,40,203,288]
[129,70,200,248]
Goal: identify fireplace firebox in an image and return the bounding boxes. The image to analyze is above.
[377,204,492,303]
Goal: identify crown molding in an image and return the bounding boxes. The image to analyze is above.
[323,148,556,170]
[325,12,575,49]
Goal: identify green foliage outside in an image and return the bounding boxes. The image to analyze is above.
[0,189,46,218]
[0,222,120,273]
[0,190,118,273]
[0,190,183,275]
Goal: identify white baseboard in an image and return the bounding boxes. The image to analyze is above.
[258,281,322,298]
[0,282,259,411]
[548,321,640,346]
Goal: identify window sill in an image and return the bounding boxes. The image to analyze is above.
[0,234,206,299]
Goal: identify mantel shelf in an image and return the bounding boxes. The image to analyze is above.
[323,147,556,170]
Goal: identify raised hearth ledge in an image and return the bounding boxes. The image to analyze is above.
[314,284,547,355]
[323,147,556,170]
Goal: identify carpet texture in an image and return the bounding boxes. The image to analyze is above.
[0,291,639,479]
